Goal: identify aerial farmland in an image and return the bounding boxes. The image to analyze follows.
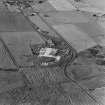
[0,0,105,105]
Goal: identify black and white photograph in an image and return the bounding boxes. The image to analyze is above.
[0,0,105,105]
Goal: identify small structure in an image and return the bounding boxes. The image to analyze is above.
[30,34,75,67]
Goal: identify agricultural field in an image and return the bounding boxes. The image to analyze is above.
[0,32,44,66]
[0,0,105,105]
